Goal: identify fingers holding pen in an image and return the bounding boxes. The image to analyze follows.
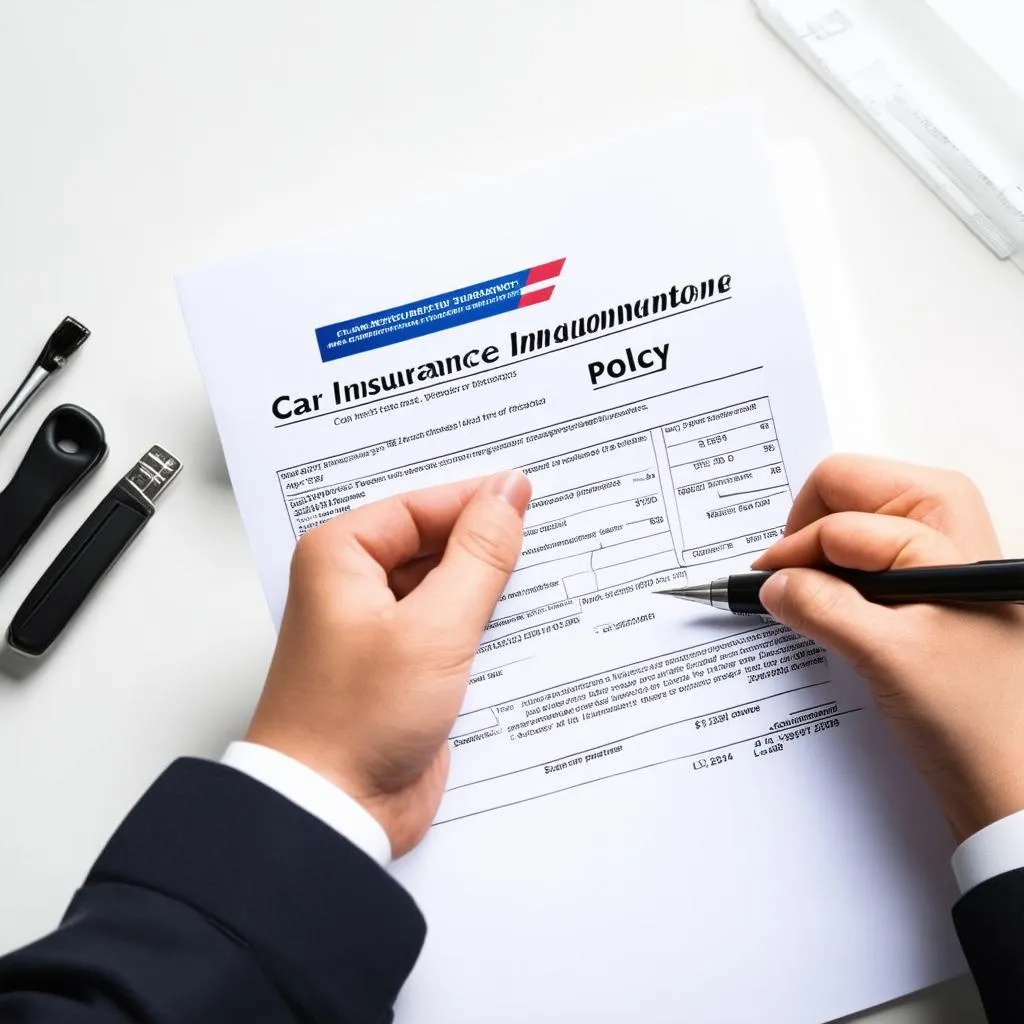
[782,454,1000,560]
[753,510,967,573]
[753,511,970,676]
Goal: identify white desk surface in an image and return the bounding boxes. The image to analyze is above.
[1,2,1022,1021]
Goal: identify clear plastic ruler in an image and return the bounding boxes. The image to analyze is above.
[753,0,1024,273]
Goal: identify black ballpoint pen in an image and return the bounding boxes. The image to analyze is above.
[655,559,1024,615]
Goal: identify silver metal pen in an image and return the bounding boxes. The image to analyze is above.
[0,317,90,441]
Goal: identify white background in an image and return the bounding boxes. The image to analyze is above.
[1,2,1023,1022]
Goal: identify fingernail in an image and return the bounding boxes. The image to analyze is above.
[758,571,790,617]
[488,470,531,516]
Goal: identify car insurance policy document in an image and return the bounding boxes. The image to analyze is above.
[179,104,964,1024]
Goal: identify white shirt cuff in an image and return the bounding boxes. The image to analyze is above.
[951,808,1024,895]
[220,741,392,867]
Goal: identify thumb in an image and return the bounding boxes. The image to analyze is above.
[759,569,896,672]
[756,511,969,672]
[410,470,532,635]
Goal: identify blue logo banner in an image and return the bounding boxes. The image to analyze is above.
[314,260,565,363]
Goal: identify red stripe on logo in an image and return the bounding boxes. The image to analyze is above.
[518,285,555,308]
[524,258,566,287]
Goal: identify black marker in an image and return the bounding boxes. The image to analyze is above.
[8,446,181,656]
[0,317,90,441]
[656,561,1024,615]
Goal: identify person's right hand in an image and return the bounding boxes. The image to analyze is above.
[752,454,1024,844]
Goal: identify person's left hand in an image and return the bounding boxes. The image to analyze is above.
[246,471,532,857]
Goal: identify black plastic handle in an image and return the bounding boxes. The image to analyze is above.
[7,480,153,656]
[729,561,1024,613]
[0,405,107,581]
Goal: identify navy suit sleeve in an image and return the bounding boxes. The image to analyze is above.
[0,758,426,1022]
[953,867,1024,1024]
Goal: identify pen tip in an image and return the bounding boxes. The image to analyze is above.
[652,583,715,606]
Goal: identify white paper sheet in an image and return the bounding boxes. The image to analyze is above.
[178,103,963,1024]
